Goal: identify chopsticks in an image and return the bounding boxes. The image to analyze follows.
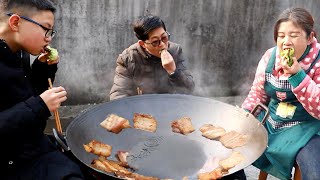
[137,87,143,95]
[48,78,63,134]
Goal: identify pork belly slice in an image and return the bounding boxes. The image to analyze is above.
[83,140,112,157]
[115,150,131,168]
[133,113,157,133]
[91,159,132,175]
[171,117,195,135]
[219,151,245,170]
[219,131,248,149]
[199,124,226,140]
[197,167,228,180]
[100,114,131,134]
[115,171,160,180]
[92,159,150,180]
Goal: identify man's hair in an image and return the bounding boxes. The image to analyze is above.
[0,0,56,18]
[133,15,166,41]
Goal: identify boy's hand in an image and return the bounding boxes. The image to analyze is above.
[40,86,67,112]
[38,46,60,65]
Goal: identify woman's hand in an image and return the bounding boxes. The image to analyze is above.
[40,86,67,112]
[160,49,176,74]
[281,56,301,75]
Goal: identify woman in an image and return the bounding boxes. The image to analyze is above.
[242,7,320,180]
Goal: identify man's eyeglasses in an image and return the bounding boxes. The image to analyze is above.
[6,13,56,38]
[144,32,170,47]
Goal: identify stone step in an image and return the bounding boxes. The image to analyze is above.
[45,104,97,134]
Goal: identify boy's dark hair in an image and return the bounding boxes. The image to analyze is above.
[0,0,56,17]
[133,15,166,41]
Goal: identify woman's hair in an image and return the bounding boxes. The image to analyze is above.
[273,7,316,42]
[133,15,166,41]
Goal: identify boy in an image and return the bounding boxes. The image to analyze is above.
[0,0,83,179]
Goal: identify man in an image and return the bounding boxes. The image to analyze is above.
[0,0,83,179]
[109,15,246,180]
[109,15,195,100]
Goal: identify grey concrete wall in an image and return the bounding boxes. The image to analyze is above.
[49,0,320,105]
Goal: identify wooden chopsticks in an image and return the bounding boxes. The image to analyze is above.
[48,78,63,134]
[137,87,143,95]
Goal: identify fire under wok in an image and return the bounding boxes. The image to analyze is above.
[64,94,268,179]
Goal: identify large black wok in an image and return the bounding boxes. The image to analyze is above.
[64,94,268,179]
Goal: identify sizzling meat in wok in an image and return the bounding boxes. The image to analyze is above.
[197,167,228,180]
[219,151,245,170]
[91,159,132,175]
[116,150,130,168]
[115,172,160,180]
[133,113,157,133]
[199,124,226,140]
[92,159,160,180]
[83,140,112,157]
[100,114,131,134]
[219,131,248,149]
[171,117,195,135]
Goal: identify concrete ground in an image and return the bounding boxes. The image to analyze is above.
[46,96,281,180]
[245,166,278,180]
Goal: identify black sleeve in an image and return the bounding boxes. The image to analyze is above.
[0,96,50,142]
[0,52,51,147]
[30,57,58,95]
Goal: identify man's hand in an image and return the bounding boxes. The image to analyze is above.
[40,86,67,111]
[160,49,176,74]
